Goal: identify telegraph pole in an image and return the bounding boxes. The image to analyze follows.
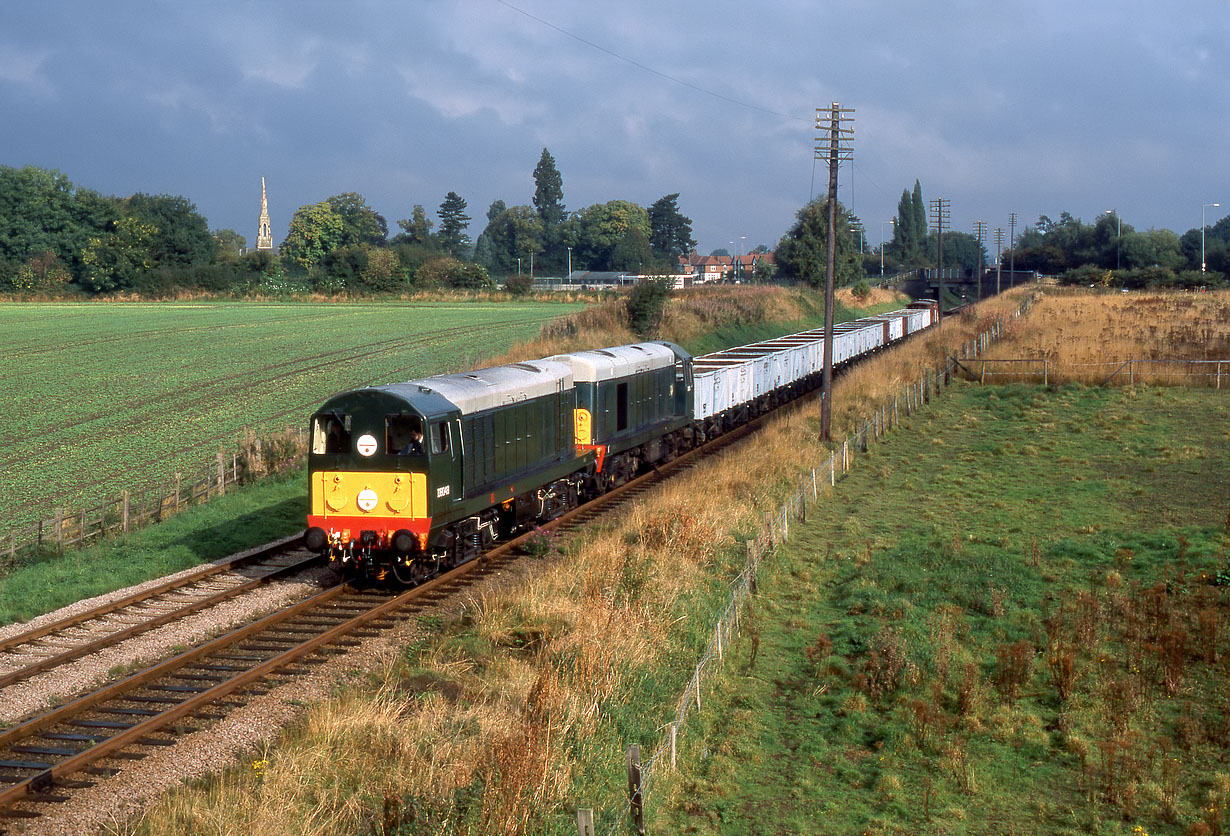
[1008,212,1018,279]
[929,197,950,320]
[994,227,1005,295]
[972,220,987,301]
[815,102,854,442]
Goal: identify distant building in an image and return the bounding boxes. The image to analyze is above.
[256,177,273,251]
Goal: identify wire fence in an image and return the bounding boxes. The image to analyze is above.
[954,357,1230,388]
[1,429,307,570]
[583,298,1038,835]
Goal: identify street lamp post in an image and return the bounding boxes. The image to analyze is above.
[879,220,894,279]
[1203,203,1221,272]
[1104,209,1121,270]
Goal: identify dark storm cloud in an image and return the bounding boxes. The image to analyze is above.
[1,0,1226,255]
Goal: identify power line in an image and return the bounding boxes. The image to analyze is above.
[492,0,810,124]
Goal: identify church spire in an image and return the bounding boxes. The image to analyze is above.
[256,177,273,250]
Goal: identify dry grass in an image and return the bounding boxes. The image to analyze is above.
[485,284,823,363]
[124,287,1049,836]
[977,288,1230,386]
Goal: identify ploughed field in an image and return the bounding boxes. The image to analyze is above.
[1,301,582,530]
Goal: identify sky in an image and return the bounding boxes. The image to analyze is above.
[1,1,1227,260]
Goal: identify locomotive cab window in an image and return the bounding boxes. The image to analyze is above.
[430,421,450,455]
[313,414,352,454]
[387,414,425,456]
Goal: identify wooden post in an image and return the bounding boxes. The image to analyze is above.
[55,508,64,547]
[1129,358,1134,385]
[812,468,818,500]
[627,744,645,835]
[1044,360,1049,387]
[576,808,595,836]
[122,490,130,533]
[670,723,678,771]
[716,621,723,661]
[830,449,836,486]
[217,450,226,496]
[1218,360,1223,390]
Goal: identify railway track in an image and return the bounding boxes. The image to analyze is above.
[0,536,321,699]
[0,395,791,829]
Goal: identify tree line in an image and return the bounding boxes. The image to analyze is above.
[0,150,701,296]
[778,179,1228,290]
[3,157,1223,297]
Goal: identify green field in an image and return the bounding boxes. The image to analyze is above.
[655,384,1230,835]
[0,300,583,529]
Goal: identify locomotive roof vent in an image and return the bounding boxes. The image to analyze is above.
[595,350,616,357]
[512,362,541,372]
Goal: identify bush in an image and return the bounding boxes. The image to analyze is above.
[504,273,533,295]
[1059,265,1112,287]
[625,276,673,337]
[415,257,493,290]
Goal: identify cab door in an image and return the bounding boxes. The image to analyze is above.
[427,418,462,505]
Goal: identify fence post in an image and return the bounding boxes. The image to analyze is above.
[812,468,818,500]
[830,449,836,486]
[670,723,678,772]
[1129,358,1134,386]
[1044,360,1049,387]
[122,490,130,534]
[716,621,723,661]
[55,508,64,548]
[627,744,645,835]
[217,450,226,497]
[1219,360,1223,390]
[576,809,595,836]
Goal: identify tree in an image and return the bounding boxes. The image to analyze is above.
[609,226,654,273]
[395,205,435,248]
[281,202,346,271]
[647,193,696,266]
[12,251,72,291]
[437,192,471,257]
[753,257,778,283]
[80,216,157,292]
[326,192,388,247]
[911,180,926,255]
[0,165,117,282]
[482,205,544,275]
[533,149,566,230]
[925,230,985,273]
[532,148,566,269]
[213,229,247,261]
[774,198,861,288]
[123,193,216,267]
[576,201,650,271]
